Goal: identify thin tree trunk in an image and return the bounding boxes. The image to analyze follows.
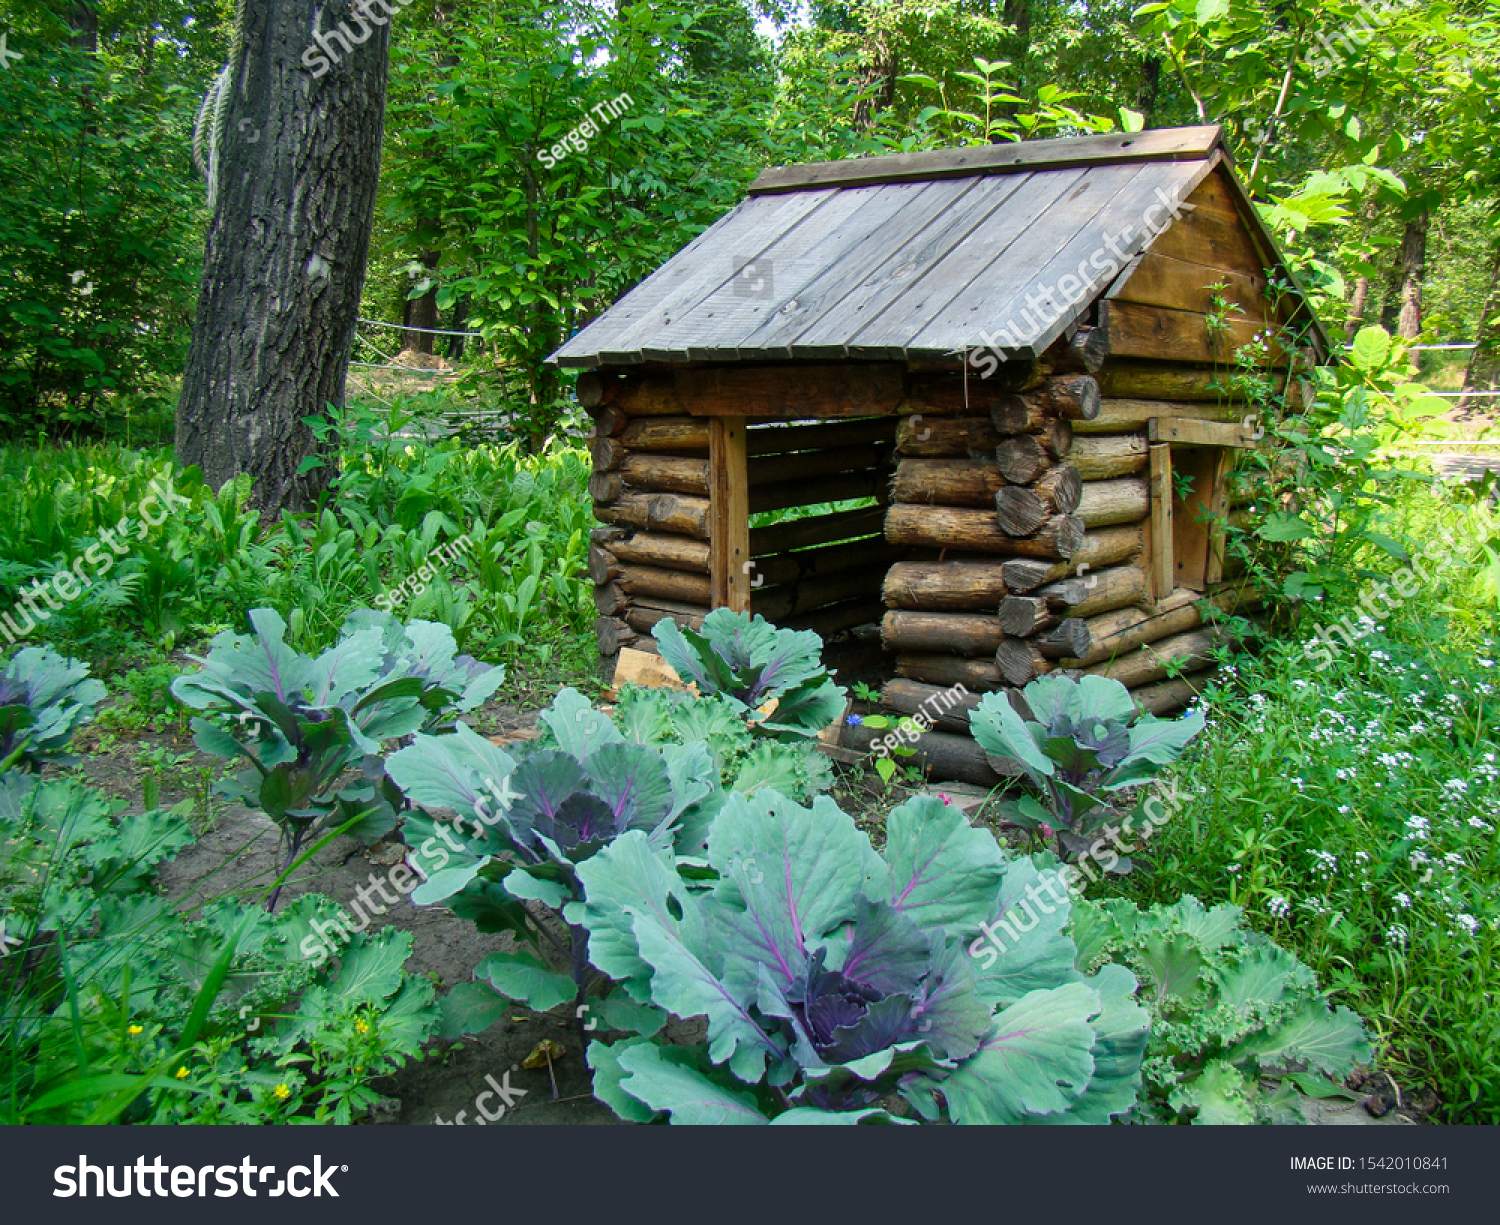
[403,249,440,354]
[1395,212,1428,340]
[1344,275,1370,339]
[1459,241,1500,413]
[176,0,390,516]
[1136,54,1161,124]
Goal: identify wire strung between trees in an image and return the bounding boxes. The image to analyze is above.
[356,318,484,339]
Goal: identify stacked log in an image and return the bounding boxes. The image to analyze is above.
[886,366,1137,695]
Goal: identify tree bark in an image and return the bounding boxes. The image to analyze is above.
[403,249,440,354]
[177,0,389,516]
[1459,241,1500,413]
[1394,212,1428,340]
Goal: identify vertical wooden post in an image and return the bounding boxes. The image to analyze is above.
[709,417,751,613]
[1147,443,1173,599]
[1204,448,1234,585]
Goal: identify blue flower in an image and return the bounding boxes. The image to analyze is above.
[845,713,863,726]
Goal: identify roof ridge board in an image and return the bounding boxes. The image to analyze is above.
[749,126,1224,196]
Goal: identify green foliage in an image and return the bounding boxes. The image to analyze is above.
[970,674,1205,868]
[653,608,847,741]
[0,414,595,665]
[0,24,210,432]
[0,770,436,1124]
[1233,326,1450,605]
[0,645,107,771]
[172,608,503,868]
[577,790,1148,1124]
[1110,612,1500,1121]
[1074,894,1372,1123]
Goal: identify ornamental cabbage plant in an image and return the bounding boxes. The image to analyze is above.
[172,608,503,893]
[653,608,846,740]
[574,790,1150,1124]
[385,688,728,1040]
[1071,894,1373,1124]
[0,646,107,772]
[970,673,1205,870]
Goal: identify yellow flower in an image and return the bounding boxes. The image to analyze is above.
[355,1066,364,1074]
[127,1024,143,1036]
[273,1084,291,1100]
[354,1018,370,1035]
[174,1066,189,1079]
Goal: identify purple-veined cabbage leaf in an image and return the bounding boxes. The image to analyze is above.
[574,789,1148,1124]
[653,609,846,740]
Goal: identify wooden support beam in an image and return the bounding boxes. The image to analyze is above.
[748,417,898,456]
[596,492,712,539]
[709,418,751,613]
[624,599,710,637]
[748,468,887,515]
[1095,301,1286,367]
[621,453,710,495]
[881,610,1009,658]
[608,532,711,574]
[895,416,1003,457]
[1077,477,1150,527]
[1094,365,1249,403]
[839,721,1014,787]
[1147,444,1173,600]
[880,678,982,736]
[1148,417,1259,447]
[748,505,885,554]
[753,568,879,621]
[677,364,904,418]
[619,416,711,452]
[999,524,1144,592]
[615,376,688,417]
[896,652,1010,693]
[748,443,891,487]
[893,458,1005,507]
[1068,434,1150,479]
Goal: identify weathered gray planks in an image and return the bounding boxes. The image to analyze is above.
[735,179,984,359]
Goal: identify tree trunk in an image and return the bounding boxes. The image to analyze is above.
[1136,54,1161,124]
[1394,212,1428,340]
[1459,242,1500,413]
[403,249,440,354]
[176,0,389,516]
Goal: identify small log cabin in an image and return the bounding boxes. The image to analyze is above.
[549,125,1331,786]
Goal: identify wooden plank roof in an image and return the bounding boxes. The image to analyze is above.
[549,125,1329,368]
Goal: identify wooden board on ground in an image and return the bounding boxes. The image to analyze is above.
[611,647,692,693]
